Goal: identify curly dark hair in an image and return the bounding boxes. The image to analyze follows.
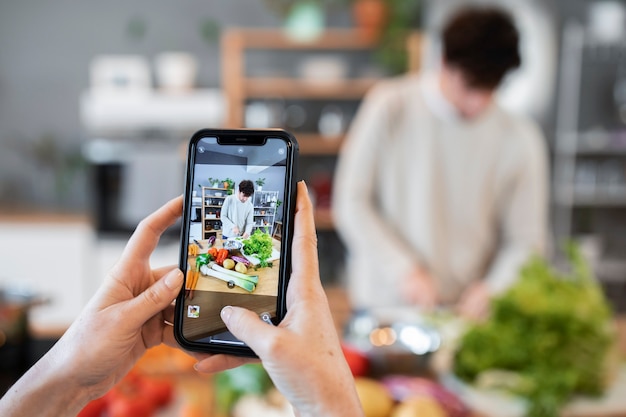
[238,180,255,197]
[442,6,521,89]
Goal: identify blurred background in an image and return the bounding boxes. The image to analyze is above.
[2,0,626,415]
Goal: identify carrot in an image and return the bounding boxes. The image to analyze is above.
[185,269,195,290]
[188,268,201,299]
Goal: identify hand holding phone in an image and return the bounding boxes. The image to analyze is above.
[174,129,298,357]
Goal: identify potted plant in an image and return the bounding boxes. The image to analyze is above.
[255,178,266,191]
[223,178,235,193]
[371,0,423,75]
[208,177,220,188]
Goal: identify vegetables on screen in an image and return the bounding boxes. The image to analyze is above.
[199,262,258,292]
[242,229,273,267]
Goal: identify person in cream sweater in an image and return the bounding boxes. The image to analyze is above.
[333,6,549,320]
[221,179,255,239]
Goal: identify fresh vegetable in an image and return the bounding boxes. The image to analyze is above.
[216,248,229,266]
[137,376,174,407]
[235,262,248,274]
[186,267,200,299]
[223,258,236,270]
[208,247,219,258]
[453,243,615,417]
[200,265,256,292]
[188,255,212,299]
[231,255,251,267]
[188,243,199,257]
[354,377,394,417]
[185,269,195,290]
[381,376,469,417]
[77,396,107,417]
[242,229,273,267]
[211,262,258,284]
[391,397,447,417]
[195,253,213,268]
[215,364,273,415]
[207,235,216,247]
[103,371,173,417]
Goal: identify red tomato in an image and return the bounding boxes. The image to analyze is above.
[77,396,107,417]
[139,376,174,407]
[108,395,155,417]
[105,372,156,417]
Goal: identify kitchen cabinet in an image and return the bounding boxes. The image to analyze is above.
[253,190,278,234]
[553,20,626,288]
[201,186,227,240]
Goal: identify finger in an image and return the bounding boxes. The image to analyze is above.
[288,182,321,297]
[123,268,183,328]
[162,304,176,324]
[194,354,257,374]
[122,195,183,262]
[220,306,280,357]
[153,265,180,280]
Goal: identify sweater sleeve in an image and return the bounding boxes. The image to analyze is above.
[244,203,254,236]
[220,196,236,236]
[333,81,425,285]
[484,121,550,294]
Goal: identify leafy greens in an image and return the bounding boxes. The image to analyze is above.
[453,243,615,417]
[242,229,273,267]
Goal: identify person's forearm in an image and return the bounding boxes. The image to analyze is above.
[0,350,91,417]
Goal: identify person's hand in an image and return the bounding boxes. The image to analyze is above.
[242,232,250,239]
[194,182,364,417]
[456,281,490,321]
[402,266,439,311]
[232,226,241,236]
[0,196,185,417]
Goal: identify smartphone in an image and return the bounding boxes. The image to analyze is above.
[174,129,298,357]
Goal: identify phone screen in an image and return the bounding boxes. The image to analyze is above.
[177,132,296,351]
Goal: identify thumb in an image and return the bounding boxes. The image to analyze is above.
[221,306,278,356]
[126,268,183,326]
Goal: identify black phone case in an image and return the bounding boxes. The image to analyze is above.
[174,128,298,357]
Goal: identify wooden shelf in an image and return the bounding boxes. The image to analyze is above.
[224,28,379,50]
[244,77,379,99]
[297,133,345,155]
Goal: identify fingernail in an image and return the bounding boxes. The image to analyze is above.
[164,269,183,290]
[221,306,233,323]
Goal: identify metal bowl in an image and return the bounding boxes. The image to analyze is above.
[223,239,243,252]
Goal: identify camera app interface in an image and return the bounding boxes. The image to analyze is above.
[182,136,288,343]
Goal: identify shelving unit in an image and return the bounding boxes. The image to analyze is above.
[253,190,279,234]
[221,29,421,234]
[201,186,227,240]
[553,21,626,283]
[221,29,386,159]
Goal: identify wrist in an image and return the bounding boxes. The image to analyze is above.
[0,348,93,417]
